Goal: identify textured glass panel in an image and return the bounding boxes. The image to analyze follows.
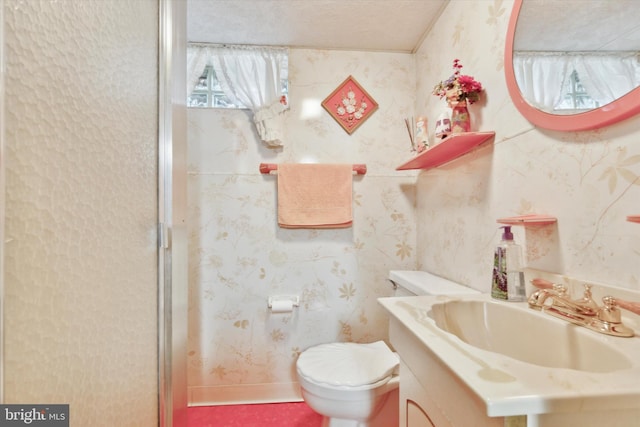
[212,94,238,108]
[5,0,158,424]
[188,93,208,107]
[195,76,208,91]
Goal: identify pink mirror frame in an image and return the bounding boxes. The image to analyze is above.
[505,0,640,131]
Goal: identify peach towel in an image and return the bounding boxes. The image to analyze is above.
[277,163,353,229]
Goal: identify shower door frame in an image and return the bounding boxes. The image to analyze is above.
[0,0,4,403]
[158,0,188,426]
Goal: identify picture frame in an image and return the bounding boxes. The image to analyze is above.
[322,75,379,135]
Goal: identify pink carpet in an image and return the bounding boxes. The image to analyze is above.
[188,402,323,427]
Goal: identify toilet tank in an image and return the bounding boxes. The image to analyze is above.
[388,270,481,297]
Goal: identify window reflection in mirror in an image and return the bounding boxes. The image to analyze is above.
[555,71,600,114]
[512,0,640,115]
[504,0,640,131]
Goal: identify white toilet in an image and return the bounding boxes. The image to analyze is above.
[296,270,480,427]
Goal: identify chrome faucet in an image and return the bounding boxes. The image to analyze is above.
[528,278,640,338]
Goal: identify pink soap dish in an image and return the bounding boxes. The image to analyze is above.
[497,214,557,226]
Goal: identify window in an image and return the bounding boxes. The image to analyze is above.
[554,70,599,112]
[186,44,290,146]
[188,65,236,108]
[188,63,289,109]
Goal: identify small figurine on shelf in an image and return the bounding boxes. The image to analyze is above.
[405,116,430,154]
[415,116,430,152]
[434,108,452,140]
[432,59,483,134]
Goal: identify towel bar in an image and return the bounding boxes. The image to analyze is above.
[259,163,367,175]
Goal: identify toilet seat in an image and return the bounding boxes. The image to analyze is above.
[297,341,399,389]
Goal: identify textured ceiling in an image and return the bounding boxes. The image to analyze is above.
[515,0,640,51]
[187,1,640,54]
[187,0,449,53]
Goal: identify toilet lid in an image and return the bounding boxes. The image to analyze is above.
[297,341,399,387]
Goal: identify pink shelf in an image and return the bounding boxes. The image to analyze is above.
[497,214,557,226]
[627,215,640,223]
[396,131,495,171]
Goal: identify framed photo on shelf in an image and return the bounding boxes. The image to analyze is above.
[322,75,378,135]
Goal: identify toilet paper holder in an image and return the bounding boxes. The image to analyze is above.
[268,295,300,309]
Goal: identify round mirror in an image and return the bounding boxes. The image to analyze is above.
[505,0,640,131]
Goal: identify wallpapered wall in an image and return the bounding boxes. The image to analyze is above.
[188,0,640,405]
[414,0,640,292]
[187,50,419,404]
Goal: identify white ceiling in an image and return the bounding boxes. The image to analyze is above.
[187,0,449,53]
[515,0,640,52]
[187,1,640,55]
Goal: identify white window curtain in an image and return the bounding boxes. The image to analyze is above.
[573,53,640,107]
[513,52,640,112]
[186,44,289,148]
[513,52,571,112]
[187,45,213,96]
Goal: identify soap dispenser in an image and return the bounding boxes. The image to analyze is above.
[491,226,526,301]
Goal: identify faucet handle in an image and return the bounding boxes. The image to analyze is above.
[531,278,555,289]
[531,278,553,289]
[614,297,640,316]
[597,296,622,323]
[590,296,635,337]
[531,278,567,294]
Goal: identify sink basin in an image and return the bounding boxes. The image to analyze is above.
[380,282,640,423]
[428,299,632,373]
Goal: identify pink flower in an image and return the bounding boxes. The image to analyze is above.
[458,75,483,93]
[432,60,484,104]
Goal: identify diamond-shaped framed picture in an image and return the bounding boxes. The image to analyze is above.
[322,75,378,135]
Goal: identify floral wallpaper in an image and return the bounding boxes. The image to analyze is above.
[188,0,640,405]
[414,0,640,293]
[187,49,418,404]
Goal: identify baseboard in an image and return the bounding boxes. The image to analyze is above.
[188,382,304,406]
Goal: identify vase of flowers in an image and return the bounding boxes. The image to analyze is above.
[450,100,471,133]
[433,59,483,134]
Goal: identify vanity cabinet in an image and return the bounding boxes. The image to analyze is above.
[391,316,506,427]
[407,401,435,427]
[399,359,435,427]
